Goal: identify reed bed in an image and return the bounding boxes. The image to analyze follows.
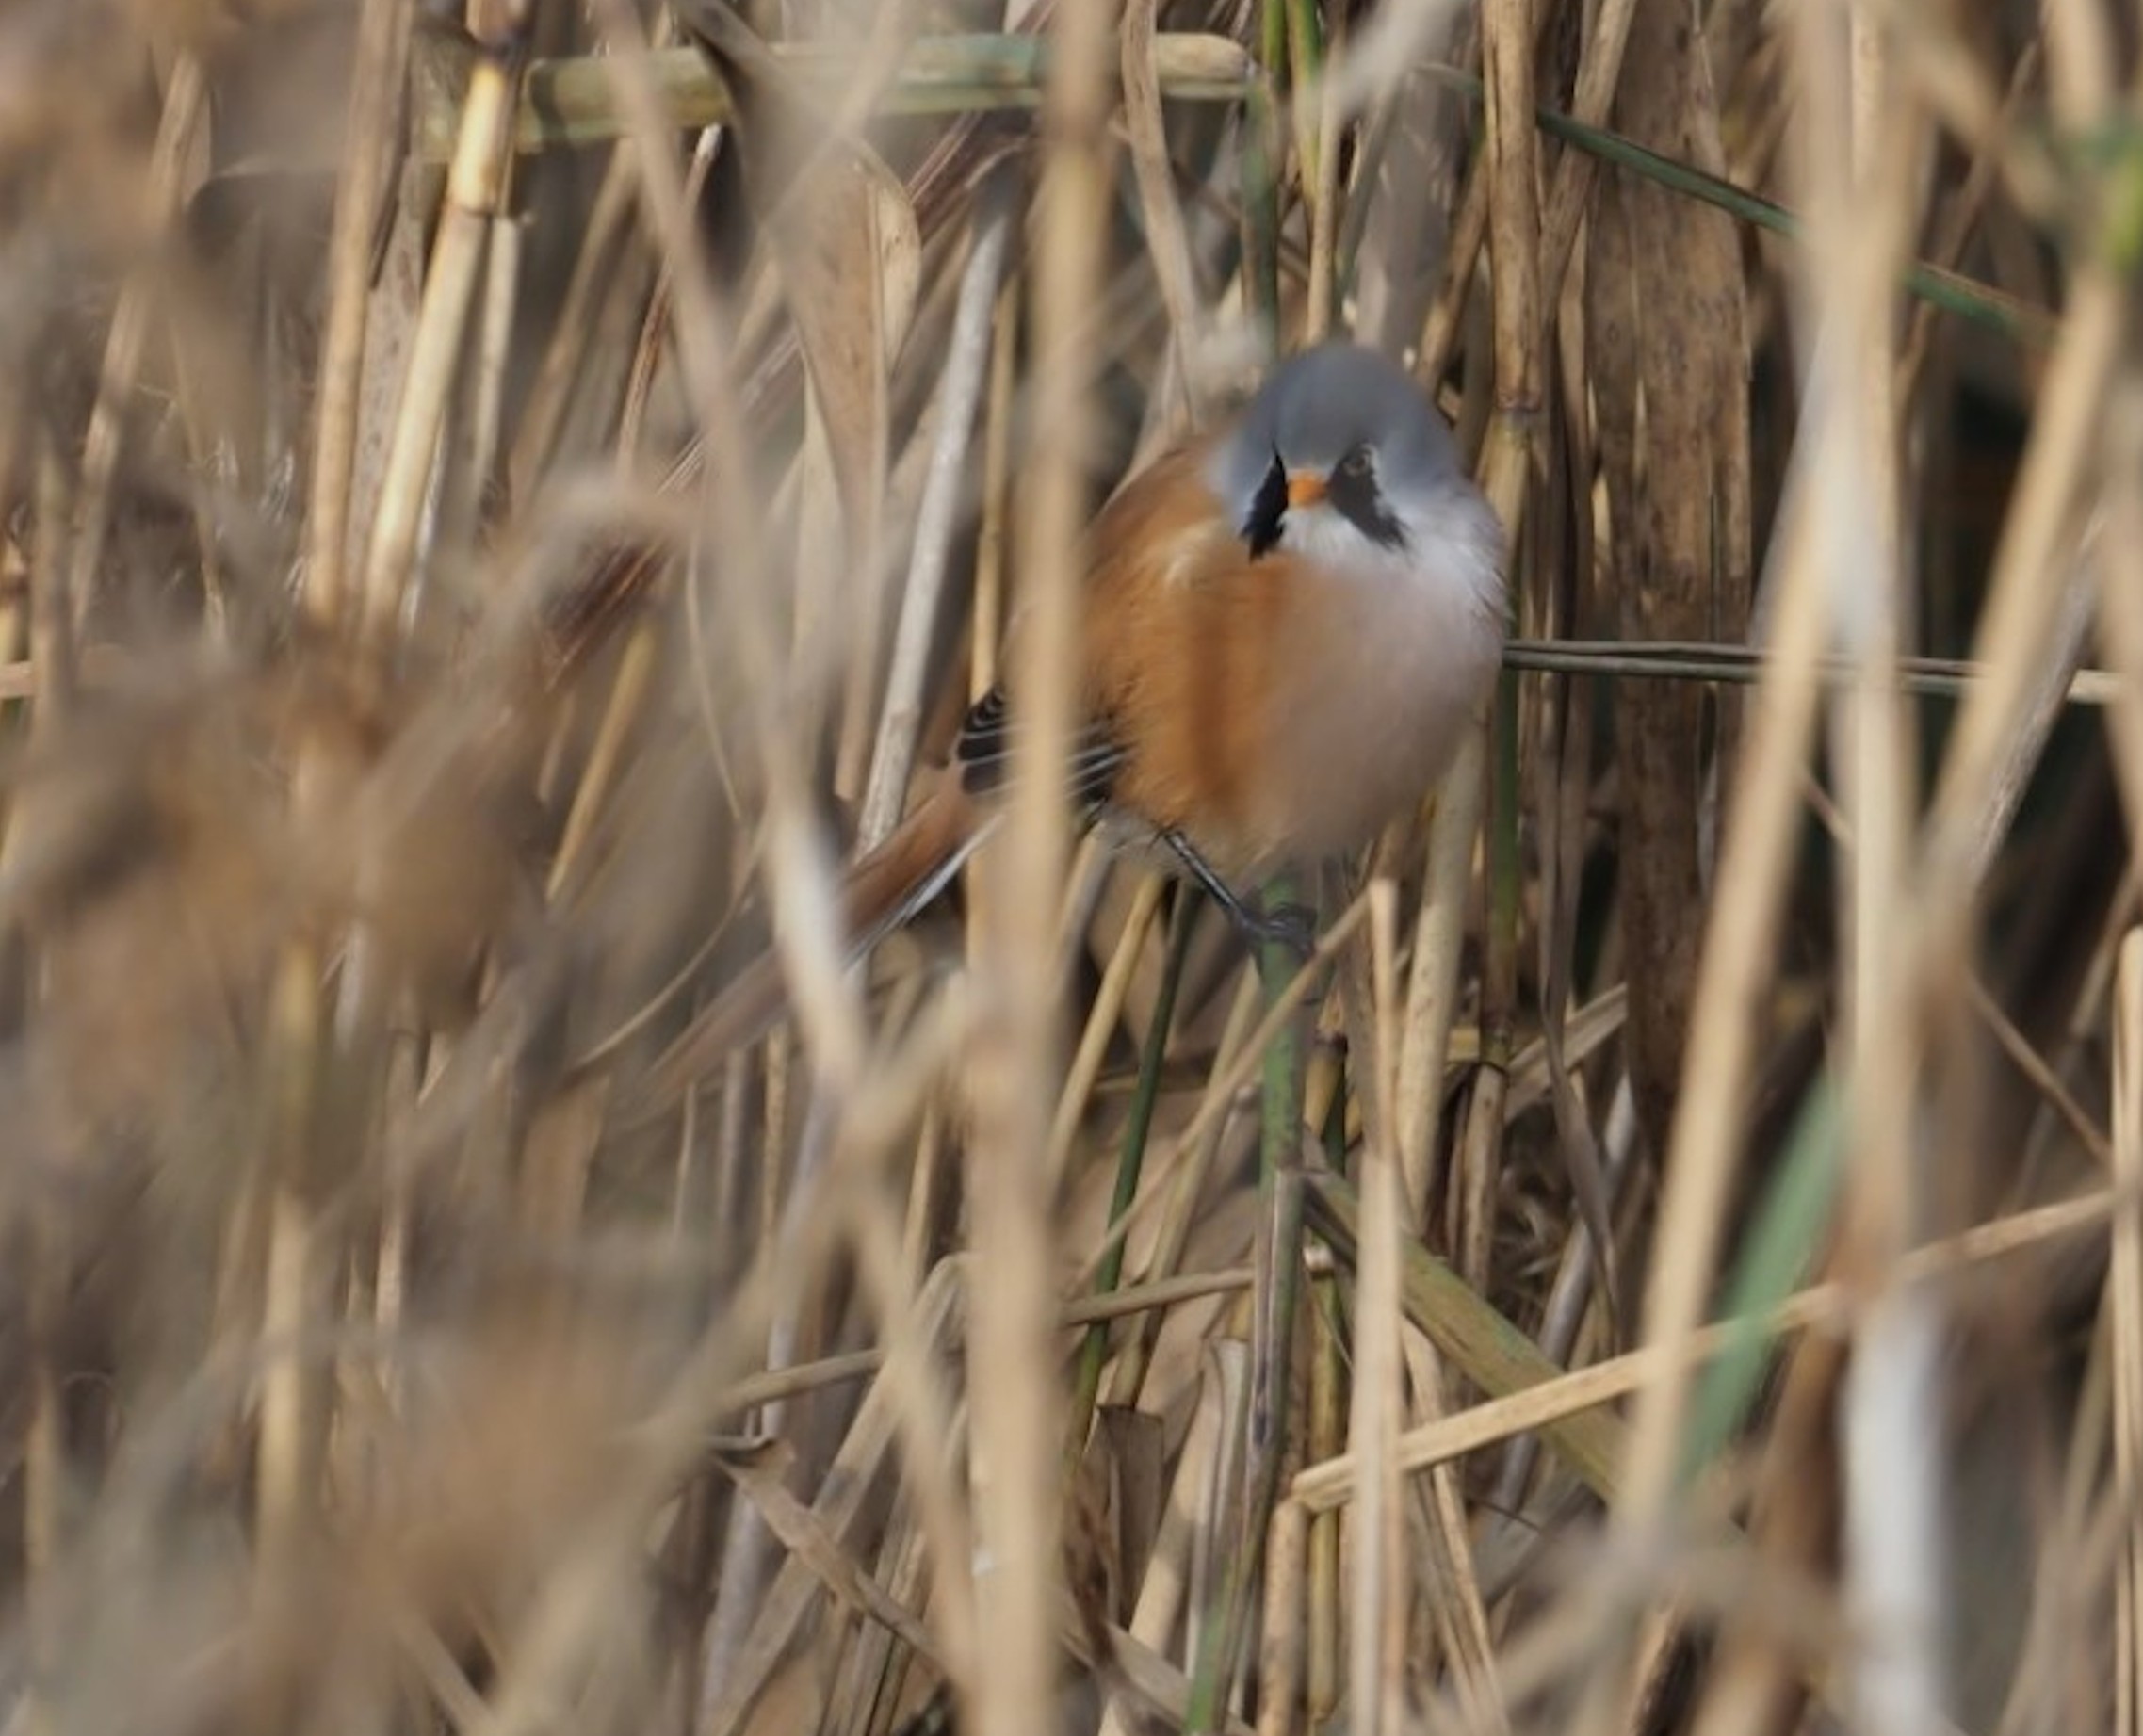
[0,2,2129,1733]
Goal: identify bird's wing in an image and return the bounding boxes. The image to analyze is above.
[950,684,1128,812]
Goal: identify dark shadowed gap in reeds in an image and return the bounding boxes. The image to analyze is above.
[0,1,2134,1734]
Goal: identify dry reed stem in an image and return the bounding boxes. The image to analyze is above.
[1791,4,1950,1727]
[1488,1076,1639,1513]
[1106,969,1265,1410]
[548,623,658,899]
[1605,420,1831,1552]
[839,1174,981,1688]
[1256,1497,1307,1736]
[1099,1347,1236,1736]
[411,31,1257,158]
[1121,0,1208,424]
[1049,877,1166,1181]
[1307,1317,1342,1728]
[1346,883,1406,1736]
[1401,1328,1507,1735]
[2116,934,2143,1735]
[1534,0,1637,306]
[718,1441,946,1670]
[1303,1176,1627,1498]
[706,1255,966,1736]
[2105,381,2143,840]
[958,9,1116,1736]
[1393,0,1538,1246]
[1094,899,1370,1295]
[355,29,522,657]
[1301,17,1342,343]
[1394,726,1488,1222]
[859,174,1014,848]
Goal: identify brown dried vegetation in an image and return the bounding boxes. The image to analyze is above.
[0,3,2130,1735]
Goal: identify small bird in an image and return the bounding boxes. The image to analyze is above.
[641,342,1505,1105]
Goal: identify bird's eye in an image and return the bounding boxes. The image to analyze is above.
[1325,442,1408,551]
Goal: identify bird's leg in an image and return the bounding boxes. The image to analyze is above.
[1161,829,1317,957]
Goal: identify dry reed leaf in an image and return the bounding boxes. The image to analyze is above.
[1090,1403,1167,1618]
[1583,0,1751,1155]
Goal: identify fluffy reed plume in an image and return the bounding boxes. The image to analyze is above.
[0,3,2128,1735]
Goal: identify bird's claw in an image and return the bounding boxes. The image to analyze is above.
[1247,900,1318,961]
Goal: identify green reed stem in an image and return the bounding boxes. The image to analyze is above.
[1065,897,1196,1462]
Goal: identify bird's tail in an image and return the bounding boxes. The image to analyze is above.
[632,776,986,1111]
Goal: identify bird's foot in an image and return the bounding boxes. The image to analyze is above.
[1244,898,1318,961]
[1159,828,1321,964]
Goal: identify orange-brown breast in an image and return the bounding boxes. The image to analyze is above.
[1000,435,1496,884]
[1062,443,1333,877]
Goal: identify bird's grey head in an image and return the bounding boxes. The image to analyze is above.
[1208,343,1467,561]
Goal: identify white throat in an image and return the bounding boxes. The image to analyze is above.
[1241,484,1506,870]
[1278,489,1504,627]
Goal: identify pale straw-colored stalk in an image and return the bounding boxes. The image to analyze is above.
[959,9,1117,1736]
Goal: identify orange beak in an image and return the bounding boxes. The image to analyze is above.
[1285,471,1326,508]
